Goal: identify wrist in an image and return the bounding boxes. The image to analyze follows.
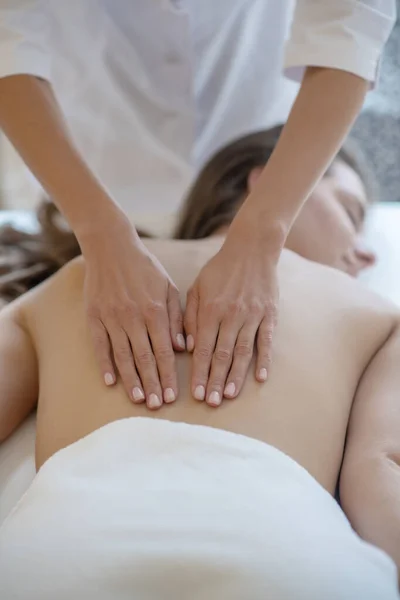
[227,209,287,262]
[77,205,140,257]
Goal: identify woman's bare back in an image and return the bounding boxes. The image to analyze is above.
[22,239,397,493]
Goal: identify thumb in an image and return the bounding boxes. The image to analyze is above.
[167,284,185,351]
[184,285,199,353]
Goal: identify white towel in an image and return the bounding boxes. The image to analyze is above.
[0,417,398,599]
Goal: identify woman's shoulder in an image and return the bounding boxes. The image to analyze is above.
[19,256,86,321]
[280,248,400,321]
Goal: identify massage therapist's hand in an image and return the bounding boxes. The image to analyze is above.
[185,215,281,406]
[82,213,185,409]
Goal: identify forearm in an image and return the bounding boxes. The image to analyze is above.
[0,75,128,245]
[340,454,400,578]
[239,67,368,238]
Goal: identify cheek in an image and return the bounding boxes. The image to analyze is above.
[292,196,353,266]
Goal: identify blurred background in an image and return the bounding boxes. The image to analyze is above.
[0,1,399,211]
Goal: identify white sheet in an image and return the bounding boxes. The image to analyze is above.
[0,204,400,526]
[0,418,398,599]
[360,203,400,305]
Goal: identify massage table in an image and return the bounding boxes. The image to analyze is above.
[0,203,400,525]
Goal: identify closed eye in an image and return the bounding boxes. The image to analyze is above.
[342,194,366,230]
[345,207,359,228]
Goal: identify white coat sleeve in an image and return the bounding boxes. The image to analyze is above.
[0,0,51,81]
[284,0,396,85]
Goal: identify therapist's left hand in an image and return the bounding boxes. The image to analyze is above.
[184,216,281,406]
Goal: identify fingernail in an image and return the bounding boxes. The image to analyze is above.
[104,372,115,386]
[224,382,236,398]
[132,387,145,403]
[187,335,194,353]
[177,334,186,350]
[208,391,221,406]
[194,385,205,401]
[164,388,176,403]
[148,394,162,409]
[258,368,268,382]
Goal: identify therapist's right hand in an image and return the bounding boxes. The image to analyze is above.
[82,213,185,409]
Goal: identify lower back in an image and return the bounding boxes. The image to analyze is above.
[24,250,396,493]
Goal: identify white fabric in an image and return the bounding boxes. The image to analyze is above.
[0,417,398,599]
[0,413,35,527]
[360,203,400,305]
[0,1,395,214]
[1,203,400,525]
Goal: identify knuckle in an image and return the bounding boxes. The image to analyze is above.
[186,286,197,302]
[160,373,175,388]
[173,313,184,329]
[249,299,264,317]
[261,352,272,365]
[121,302,140,322]
[214,347,232,362]
[136,350,156,366]
[259,329,274,345]
[106,304,121,320]
[226,300,243,317]
[142,378,159,392]
[114,345,133,363]
[103,303,127,321]
[194,345,213,360]
[145,300,165,319]
[265,300,279,318]
[234,342,252,358]
[91,327,107,346]
[209,381,224,393]
[155,345,174,362]
[204,299,223,316]
[175,312,184,326]
[87,304,101,321]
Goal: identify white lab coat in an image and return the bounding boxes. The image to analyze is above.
[0,0,396,215]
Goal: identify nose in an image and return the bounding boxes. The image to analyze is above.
[343,239,376,277]
[354,239,376,268]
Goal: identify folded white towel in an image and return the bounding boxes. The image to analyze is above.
[0,418,398,599]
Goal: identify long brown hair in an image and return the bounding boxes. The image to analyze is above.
[0,125,374,302]
[174,125,376,239]
[0,202,80,302]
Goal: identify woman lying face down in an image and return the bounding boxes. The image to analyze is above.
[0,130,399,599]
[176,125,376,276]
[0,126,376,302]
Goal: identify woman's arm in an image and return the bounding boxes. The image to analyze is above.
[242,0,396,229]
[185,0,396,404]
[239,67,368,232]
[0,73,184,409]
[340,322,400,579]
[0,75,121,238]
[0,303,38,443]
[185,67,370,404]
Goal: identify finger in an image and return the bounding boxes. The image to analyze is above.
[206,318,243,407]
[107,323,144,403]
[128,319,164,410]
[223,321,259,399]
[191,306,219,402]
[88,315,116,386]
[184,287,199,353]
[256,316,275,382]
[146,302,178,404]
[167,284,185,352]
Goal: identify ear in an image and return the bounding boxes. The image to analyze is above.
[247,166,264,194]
